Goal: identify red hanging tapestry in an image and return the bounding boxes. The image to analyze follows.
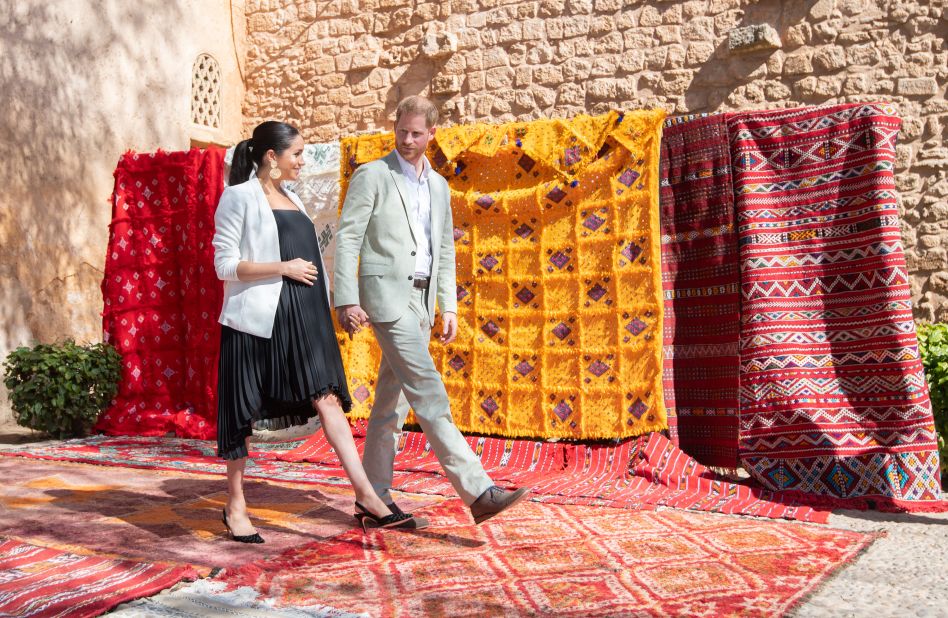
[728,103,943,506]
[660,113,741,468]
[96,148,225,439]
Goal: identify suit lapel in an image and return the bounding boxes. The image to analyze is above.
[384,153,420,246]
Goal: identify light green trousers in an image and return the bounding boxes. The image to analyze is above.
[363,288,493,505]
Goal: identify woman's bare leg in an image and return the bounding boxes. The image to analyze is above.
[224,437,259,535]
[314,395,393,518]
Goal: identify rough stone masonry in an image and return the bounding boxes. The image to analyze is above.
[243,0,947,321]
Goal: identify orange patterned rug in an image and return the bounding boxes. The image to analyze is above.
[221,500,876,617]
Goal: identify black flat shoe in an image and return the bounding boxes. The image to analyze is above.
[355,500,430,530]
[222,508,265,544]
[353,501,415,532]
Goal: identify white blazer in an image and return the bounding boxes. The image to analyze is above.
[212,177,331,338]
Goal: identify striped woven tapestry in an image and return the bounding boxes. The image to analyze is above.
[728,103,942,505]
[659,113,741,468]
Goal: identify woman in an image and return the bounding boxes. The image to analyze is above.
[213,121,412,543]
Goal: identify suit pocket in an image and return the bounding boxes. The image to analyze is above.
[359,261,389,276]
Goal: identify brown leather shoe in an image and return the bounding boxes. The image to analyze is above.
[469,486,531,524]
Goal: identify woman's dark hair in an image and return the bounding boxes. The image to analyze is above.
[229,121,301,185]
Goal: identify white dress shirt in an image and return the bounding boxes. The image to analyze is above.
[393,149,433,278]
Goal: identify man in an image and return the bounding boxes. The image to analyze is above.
[334,96,530,525]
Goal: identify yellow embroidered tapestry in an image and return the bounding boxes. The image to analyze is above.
[338,110,667,440]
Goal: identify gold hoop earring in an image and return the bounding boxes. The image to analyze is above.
[268,160,281,180]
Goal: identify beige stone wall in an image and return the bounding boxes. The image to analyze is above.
[0,0,247,423]
[243,0,947,320]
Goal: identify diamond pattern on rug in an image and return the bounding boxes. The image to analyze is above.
[220,500,876,618]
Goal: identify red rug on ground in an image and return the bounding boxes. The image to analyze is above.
[281,422,832,522]
[660,113,741,469]
[220,499,875,617]
[96,148,226,439]
[0,428,833,523]
[0,537,195,618]
[728,103,943,507]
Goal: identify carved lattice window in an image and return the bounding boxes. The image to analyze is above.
[191,53,222,129]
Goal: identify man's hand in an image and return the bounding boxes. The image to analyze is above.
[439,311,458,344]
[336,305,370,338]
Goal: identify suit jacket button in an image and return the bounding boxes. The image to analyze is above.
[408,276,413,280]
[411,251,416,256]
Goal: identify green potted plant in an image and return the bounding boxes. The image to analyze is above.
[2,340,122,439]
[917,322,948,485]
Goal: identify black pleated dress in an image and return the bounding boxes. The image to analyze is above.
[217,209,352,460]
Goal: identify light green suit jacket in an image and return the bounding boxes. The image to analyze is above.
[334,151,457,325]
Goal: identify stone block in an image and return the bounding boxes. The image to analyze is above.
[350,50,381,71]
[467,71,486,91]
[640,7,662,27]
[568,0,594,13]
[456,28,481,50]
[595,0,623,11]
[431,74,463,95]
[813,45,846,71]
[728,24,782,54]
[497,22,523,44]
[709,0,740,13]
[588,78,617,99]
[667,45,687,69]
[595,31,624,54]
[514,90,536,110]
[764,81,792,99]
[421,32,458,59]
[515,66,534,86]
[784,23,812,46]
[557,82,586,106]
[898,77,938,96]
[783,51,813,75]
[661,70,693,95]
[895,144,915,169]
[563,58,592,81]
[523,18,546,40]
[795,75,842,98]
[415,2,440,21]
[620,49,646,72]
[683,17,715,41]
[482,48,509,69]
[842,74,870,95]
[527,44,555,65]
[590,56,618,76]
[656,25,681,44]
[662,4,683,24]
[534,65,564,85]
[539,0,566,18]
[564,16,591,37]
[846,44,881,66]
[531,85,557,107]
[486,66,515,89]
[591,15,615,35]
[623,29,654,51]
[809,0,836,20]
[646,47,669,70]
[350,92,378,108]
[685,41,715,65]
